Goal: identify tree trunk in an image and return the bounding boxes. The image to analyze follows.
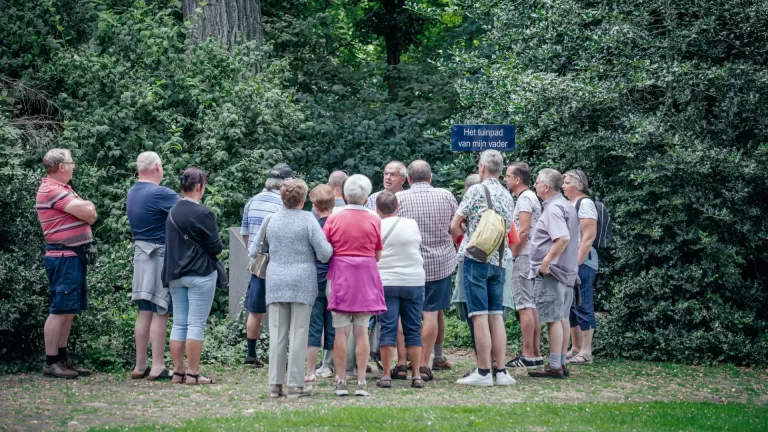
[182,0,264,47]
[382,0,402,98]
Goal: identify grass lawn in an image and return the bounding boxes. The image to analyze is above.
[95,402,768,431]
[1,353,766,431]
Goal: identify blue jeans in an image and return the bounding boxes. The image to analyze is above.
[169,271,217,341]
[308,281,334,348]
[570,265,597,330]
[463,259,504,318]
[380,286,425,347]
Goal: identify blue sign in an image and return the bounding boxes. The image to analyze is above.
[450,124,515,152]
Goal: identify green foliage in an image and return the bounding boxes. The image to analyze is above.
[445,0,768,365]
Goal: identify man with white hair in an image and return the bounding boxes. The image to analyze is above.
[365,161,407,212]
[527,168,580,379]
[451,150,516,386]
[241,163,294,368]
[36,148,97,378]
[126,151,179,380]
[396,160,458,380]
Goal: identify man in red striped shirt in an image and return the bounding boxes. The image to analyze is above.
[36,149,97,379]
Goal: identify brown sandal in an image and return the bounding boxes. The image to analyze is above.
[391,364,408,380]
[185,373,214,385]
[419,366,433,382]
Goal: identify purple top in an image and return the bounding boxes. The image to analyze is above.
[327,256,386,315]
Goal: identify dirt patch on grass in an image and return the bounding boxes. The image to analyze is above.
[1,354,765,431]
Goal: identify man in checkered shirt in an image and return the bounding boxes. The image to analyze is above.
[396,160,458,380]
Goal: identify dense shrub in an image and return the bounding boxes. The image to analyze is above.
[444,0,768,365]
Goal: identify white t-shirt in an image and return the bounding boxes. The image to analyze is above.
[377,217,426,286]
[513,189,542,256]
[573,198,599,270]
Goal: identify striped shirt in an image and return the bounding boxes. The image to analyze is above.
[396,182,459,282]
[36,177,93,257]
[241,189,284,249]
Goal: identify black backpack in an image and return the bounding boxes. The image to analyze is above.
[576,197,612,249]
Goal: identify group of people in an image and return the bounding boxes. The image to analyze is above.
[36,148,600,397]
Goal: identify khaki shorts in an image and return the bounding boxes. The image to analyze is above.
[511,255,536,310]
[533,273,573,323]
[331,312,371,328]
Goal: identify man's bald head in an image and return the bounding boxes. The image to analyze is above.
[407,160,432,185]
[328,170,349,196]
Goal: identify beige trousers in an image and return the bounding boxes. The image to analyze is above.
[268,302,312,387]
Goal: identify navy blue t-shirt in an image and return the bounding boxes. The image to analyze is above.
[126,182,180,244]
[315,217,329,283]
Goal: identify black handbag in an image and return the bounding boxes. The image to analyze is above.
[167,210,229,289]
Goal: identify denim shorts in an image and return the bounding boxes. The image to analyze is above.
[380,286,425,347]
[423,275,451,312]
[136,299,172,315]
[308,280,334,348]
[463,259,504,318]
[245,275,267,314]
[570,265,597,330]
[44,255,88,315]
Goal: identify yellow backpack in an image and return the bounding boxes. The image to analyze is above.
[466,184,506,265]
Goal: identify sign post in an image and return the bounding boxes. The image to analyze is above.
[450,124,515,152]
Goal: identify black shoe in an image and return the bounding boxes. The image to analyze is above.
[505,356,540,369]
[244,356,264,368]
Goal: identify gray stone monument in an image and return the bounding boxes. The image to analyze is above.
[228,227,250,322]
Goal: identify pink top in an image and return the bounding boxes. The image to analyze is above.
[323,205,382,256]
[324,206,386,314]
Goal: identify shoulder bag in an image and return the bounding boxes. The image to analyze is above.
[248,215,272,279]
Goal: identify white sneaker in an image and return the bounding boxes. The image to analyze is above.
[456,369,493,386]
[315,366,334,378]
[495,370,517,386]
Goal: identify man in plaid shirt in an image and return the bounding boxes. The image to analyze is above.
[396,160,458,380]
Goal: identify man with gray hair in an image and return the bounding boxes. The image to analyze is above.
[126,151,179,380]
[241,163,294,368]
[451,150,516,386]
[527,168,580,379]
[36,148,97,378]
[396,160,459,380]
[365,161,406,212]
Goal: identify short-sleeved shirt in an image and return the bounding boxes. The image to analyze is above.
[126,181,179,244]
[456,178,515,266]
[513,189,542,257]
[241,189,283,249]
[529,193,580,286]
[36,177,93,258]
[365,190,382,212]
[397,183,459,281]
[323,205,382,257]
[574,197,599,270]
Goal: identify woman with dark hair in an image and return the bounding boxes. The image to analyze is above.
[163,168,222,385]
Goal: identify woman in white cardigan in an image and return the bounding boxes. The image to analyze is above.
[374,191,426,389]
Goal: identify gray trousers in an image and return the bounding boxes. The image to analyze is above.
[268,302,312,387]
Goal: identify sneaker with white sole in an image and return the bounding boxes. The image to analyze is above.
[456,369,493,386]
[315,365,334,378]
[495,370,517,386]
[355,381,370,396]
[287,385,312,398]
[334,380,349,396]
